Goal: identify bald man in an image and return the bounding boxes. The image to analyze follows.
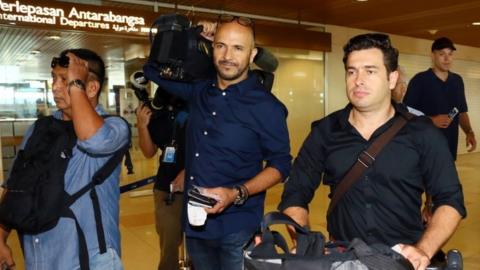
[144,15,291,270]
[392,66,424,116]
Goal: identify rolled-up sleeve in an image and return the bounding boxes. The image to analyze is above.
[258,101,291,180]
[278,123,324,212]
[77,117,129,155]
[420,125,467,218]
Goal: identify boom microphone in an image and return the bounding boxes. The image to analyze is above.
[254,47,279,73]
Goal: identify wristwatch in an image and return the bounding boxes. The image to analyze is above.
[233,184,249,206]
[68,79,86,91]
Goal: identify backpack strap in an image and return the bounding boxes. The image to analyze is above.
[64,208,90,270]
[327,113,413,216]
[64,115,132,269]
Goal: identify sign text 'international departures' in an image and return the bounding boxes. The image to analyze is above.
[0,0,153,34]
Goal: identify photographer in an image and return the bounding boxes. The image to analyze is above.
[136,88,187,270]
[144,15,291,270]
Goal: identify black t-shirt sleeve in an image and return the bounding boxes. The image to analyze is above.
[456,76,468,113]
[404,74,423,111]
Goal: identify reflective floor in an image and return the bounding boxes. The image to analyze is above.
[8,148,480,269]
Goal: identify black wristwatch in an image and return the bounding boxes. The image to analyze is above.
[68,79,86,91]
[233,185,249,206]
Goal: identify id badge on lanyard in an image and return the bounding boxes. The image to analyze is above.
[163,142,177,164]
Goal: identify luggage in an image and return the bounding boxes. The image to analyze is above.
[244,212,414,270]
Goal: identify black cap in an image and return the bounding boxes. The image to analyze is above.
[431,37,456,51]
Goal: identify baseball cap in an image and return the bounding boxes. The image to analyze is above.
[431,37,456,51]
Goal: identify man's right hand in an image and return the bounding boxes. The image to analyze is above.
[0,242,15,270]
[430,114,452,128]
[396,244,430,270]
[136,104,152,129]
[197,21,217,41]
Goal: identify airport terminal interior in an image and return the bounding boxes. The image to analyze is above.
[1,0,480,269]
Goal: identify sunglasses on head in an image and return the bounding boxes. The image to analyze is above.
[217,14,255,28]
[51,54,101,78]
[51,55,69,68]
[217,14,255,40]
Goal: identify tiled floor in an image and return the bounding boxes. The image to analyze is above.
[7,149,480,269]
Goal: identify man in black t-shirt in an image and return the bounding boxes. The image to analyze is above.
[136,90,187,270]
[404,37,476,159]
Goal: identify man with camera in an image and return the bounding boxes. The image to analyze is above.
[278,33,465,270]
[136,88,187,270]
[0,49,129,269]
[144,15,291,270]
[404,37,476,160]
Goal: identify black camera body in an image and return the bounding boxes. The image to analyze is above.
[149,14,216,82]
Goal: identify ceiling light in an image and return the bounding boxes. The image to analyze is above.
[29,50,41,55]
[473,22,480,26]
[356,0,368,2]
[47,35,61,40]
[428,29,438,35]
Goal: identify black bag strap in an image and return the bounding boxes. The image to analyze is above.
[250,212,325,259]
[64,208,90,270]
[261,211,309,235]
[63,115,132,264]
[327,113,413,216]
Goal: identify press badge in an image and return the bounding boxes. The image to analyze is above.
[163,146,176,163]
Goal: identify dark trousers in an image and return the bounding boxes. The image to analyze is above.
[186,229,254,270]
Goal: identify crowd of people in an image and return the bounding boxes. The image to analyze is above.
[0,14,475,270]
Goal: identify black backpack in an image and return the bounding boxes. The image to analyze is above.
[0,115,132,270]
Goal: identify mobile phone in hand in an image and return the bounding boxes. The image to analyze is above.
[188,188,217,208]
[448,107,459,119]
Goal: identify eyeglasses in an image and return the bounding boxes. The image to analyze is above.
[217,14,255,37]
[51,55,101,79]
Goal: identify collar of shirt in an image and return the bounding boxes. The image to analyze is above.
[54,104,106,120]
[208,71,263,96]
[337,102,411,138]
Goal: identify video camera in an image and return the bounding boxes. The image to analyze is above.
[129,70,184,116]
[146,13,279,91]
[148,14,216,82]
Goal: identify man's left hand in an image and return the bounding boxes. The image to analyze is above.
[396,244,430,270]
[466,132,476,152]
[66,52,89,84]
[171,170,185,192]
[202,187,236,214]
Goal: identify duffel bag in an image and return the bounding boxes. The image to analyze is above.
[244,212,414,270]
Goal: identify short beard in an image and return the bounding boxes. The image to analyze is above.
[215,61,249,81]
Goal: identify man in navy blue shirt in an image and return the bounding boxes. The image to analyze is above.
[404,37,476,159]
[144,15,291,270]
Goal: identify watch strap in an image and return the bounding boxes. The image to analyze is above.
[68,79,86,91]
